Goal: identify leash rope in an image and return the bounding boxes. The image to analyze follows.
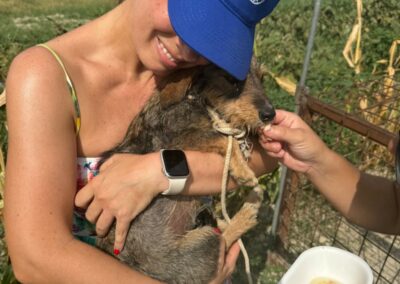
[207,107,254,284]
[207,108,253,160]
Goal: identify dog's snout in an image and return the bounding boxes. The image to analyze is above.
[259,107,276,122]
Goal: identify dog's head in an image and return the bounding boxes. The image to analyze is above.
[158,60,275,134]
[192,61,275,133]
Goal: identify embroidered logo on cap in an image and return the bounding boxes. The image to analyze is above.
[249,0,266,4]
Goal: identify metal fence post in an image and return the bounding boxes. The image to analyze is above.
[271,0,322,236]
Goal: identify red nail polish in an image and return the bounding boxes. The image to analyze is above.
[114,248,120,255]
[213,227,222,234]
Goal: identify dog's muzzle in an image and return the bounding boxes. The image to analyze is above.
[259,106,276,123]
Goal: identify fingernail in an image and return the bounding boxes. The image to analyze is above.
[263,124,272,132]
[213,227,222,234]
[113,248,120,255]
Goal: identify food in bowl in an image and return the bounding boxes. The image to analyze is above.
[310,277,341,284]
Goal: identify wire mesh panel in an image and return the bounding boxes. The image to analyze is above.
[273,74,400,283]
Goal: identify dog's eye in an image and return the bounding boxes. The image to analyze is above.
[226,81,244,99]
[234,82,243,94]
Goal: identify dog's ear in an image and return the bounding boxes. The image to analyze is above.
[158,67,203,108]
[250,57,266,81]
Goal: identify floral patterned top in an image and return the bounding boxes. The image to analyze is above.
[73,157,101,245]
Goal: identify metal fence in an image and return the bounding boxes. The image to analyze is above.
[268,73,400,283]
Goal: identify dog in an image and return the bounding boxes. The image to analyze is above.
[96,61,276,284]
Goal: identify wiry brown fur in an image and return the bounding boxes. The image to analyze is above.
[96,62,275,284]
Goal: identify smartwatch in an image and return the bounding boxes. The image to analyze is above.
[160,149,190,195]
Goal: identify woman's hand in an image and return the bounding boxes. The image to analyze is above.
[259,109,329,174]
[75,152,166,253]
[209,241,240,284]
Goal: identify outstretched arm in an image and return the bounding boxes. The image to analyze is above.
[259,109,400,234]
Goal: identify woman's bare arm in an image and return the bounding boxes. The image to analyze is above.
[75,134,278,251]
[4,47,161,284]
[260,109,400,234]
[184,142,279,195]
[305,148,400,234]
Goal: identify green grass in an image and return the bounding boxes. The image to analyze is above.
[0,0,116,82]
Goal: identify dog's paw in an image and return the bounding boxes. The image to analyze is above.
[234,176,258,187]
[216,218,229,232]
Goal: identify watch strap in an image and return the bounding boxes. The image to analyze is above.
[161,177,187,195]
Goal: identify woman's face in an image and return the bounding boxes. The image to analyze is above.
[131,0,208,76]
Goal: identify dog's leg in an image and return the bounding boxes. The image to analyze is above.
[228,140,258,187]
[185,136,263,248]
[222,141,264,248]
[222,185,263,248]
[216,219,228,232]
[172,226,221,283]
[177,227,220,251]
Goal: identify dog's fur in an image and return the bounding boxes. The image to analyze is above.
[96,62,275,284]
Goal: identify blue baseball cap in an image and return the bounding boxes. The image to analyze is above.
[168,0,280,80]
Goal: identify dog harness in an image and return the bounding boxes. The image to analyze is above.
[37,44,97,245]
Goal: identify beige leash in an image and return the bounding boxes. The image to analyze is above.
[207,107,254,284]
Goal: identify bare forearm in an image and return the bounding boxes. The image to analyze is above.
[348,172,400,234]
[61,240,163,284]
[11,237,162,284]
[184,150,237,195]
[306,149,400,234]
[183,145,278,195]
[306,148,360,214]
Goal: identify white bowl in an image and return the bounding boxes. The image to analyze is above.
[279,246,374,284]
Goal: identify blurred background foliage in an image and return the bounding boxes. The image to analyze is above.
[256,0,399,110]
[0,0,399,283]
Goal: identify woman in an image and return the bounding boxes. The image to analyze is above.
[260,109,400,235]
[4,0,280,282]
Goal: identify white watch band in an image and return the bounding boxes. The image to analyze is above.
[161,178,187,195]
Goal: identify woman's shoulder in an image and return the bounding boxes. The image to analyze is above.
[6,44,77,108]
[6,45,77,131]
[8,45,68,88]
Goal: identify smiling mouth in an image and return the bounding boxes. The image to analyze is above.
[157,38,177,63]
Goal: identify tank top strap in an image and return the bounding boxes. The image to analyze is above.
[36,43,81,134]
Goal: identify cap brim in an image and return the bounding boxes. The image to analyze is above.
[168,0,254,80]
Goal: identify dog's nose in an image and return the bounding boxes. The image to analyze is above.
[259,108,276,122]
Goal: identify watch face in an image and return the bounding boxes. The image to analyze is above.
[161,150,190,177]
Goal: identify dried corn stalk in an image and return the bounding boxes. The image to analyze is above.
[358,95,368,110]
[384,40,400,98]
[384,40,400,131]
[0,90,5,107]
[343,0,363,74]
[261,66,297,96]
[364,40,399,125]
[359,40,400,170]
